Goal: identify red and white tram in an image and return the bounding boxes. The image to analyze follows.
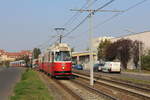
[38,43,72,78]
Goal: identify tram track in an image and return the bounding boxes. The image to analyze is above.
[37,71,83,100]
[58,78,117,100]
[52,79,84,100]
[70,78,118,100]
[37,70,118,100]
[73,70,150,91]
[73,72,150,100]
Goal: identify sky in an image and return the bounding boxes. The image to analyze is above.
[0,0,150,52]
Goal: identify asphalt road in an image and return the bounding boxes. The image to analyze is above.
[0,67,5,72]
[0,67,25,100]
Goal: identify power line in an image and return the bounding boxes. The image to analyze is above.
[63,0,115,38]
[94,0,115,13]
[66,0,116,86]
[63,15,89,37]
[63,0,99,28]
[94,0,148,30]
[62,1,89,27]
[34,0,100,50]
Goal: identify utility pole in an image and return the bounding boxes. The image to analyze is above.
[88,0,94,86]
[71,0,122,86]
[59,35,63,43]
[54,28,65,43]
[139,42,142,72]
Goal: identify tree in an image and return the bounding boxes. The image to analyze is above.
[117,39,132,69]
[105,42,118,61]
[105,39,133,69]
[33,48,41,59]
[97,39,111,61]
[141,50,150,71]
[71,48,74,52]
[132,40,142,68]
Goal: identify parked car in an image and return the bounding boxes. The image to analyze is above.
[93,63,104,72]
[73,64,83,70]
[102,62,121,73]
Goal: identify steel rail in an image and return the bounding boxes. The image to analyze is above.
[70,79,118,100]
[73,72,150,100]
[37,70,83,100]
[52,79,84,100]
[73,70,150,92]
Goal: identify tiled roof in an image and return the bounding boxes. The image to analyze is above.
[0,49,32,58]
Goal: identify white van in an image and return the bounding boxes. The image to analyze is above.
[102,62,121,73]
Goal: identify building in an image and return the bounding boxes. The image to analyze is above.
[75,31,150,70]
[72,51,97,69]
[92,36,113,52]
[93,31,150,69]
[0,49,5,55]
[93,31,150,53]
[111,31,150,53]
[0,50,32,62]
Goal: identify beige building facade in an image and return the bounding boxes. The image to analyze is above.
[71,31,150,70]
[92,36,113,52]
[92,31,150,69]
[111,31,150,53]
[72,51,97,69]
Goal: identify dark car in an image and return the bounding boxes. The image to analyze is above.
[73,64,83,70]
[93,63,104,72]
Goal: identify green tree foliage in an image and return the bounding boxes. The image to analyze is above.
[33,48,41,59]
[142,50,150,71]
[97,39,111,61]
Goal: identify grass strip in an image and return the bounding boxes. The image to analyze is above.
[117,77,150,86]
[123,69,150,74]
[11,69,53,100]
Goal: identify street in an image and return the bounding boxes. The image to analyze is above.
[0,67,25,100]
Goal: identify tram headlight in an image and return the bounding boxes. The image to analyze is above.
[62,63,65,70]
[62,67,65,69]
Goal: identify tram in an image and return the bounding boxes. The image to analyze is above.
[38,43,72,78]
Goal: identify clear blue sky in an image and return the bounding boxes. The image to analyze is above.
[0,0,150,52]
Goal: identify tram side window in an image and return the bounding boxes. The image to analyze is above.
[52,52,54,62]
[42,57,44,63]
[48,52,50,61]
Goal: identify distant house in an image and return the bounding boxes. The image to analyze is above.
[0,50,32,62]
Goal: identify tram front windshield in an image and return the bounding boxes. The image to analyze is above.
[55,51,71,61]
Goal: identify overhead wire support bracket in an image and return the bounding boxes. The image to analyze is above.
[70,9,124,14]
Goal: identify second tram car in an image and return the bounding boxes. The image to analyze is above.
[39,43,72,78]
[10,60,26,67]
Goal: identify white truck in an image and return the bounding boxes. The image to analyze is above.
[102,62,121,73]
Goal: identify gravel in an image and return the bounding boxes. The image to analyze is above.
[59,80,104,100]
